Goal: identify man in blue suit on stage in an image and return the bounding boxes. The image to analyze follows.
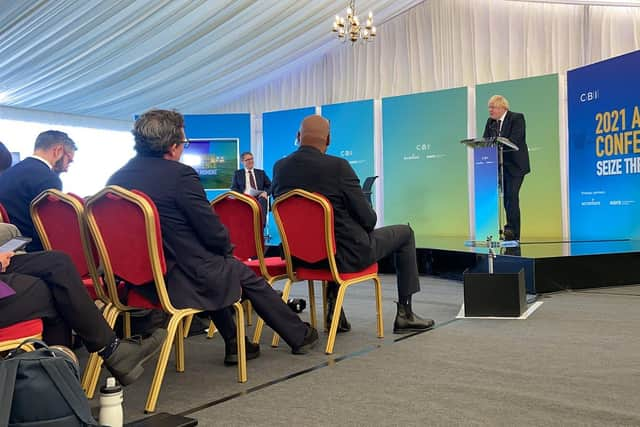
[0,131,76,251]
[231,152,271,224]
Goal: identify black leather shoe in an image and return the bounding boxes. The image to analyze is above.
[326,307,351,333]
[104,328,167,386]
[326,285,351,333]
[287,298,306,313]
[503,228,516,241]
[224,336,260,365]
[292,323,319,355]
[393,303,434,334]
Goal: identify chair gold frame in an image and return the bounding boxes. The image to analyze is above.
[273,189,383,354]
[30,189,119,395]
[85,186,247,413]
[210,191,316,345]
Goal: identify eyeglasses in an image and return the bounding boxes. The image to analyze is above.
[182,138,190,149]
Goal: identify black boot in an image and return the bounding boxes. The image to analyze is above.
[393,302,434,334]
[104,328,167,386]
[224,336,260,366]
[326,284,351,333]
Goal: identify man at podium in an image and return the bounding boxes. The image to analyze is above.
[482,95,530,241]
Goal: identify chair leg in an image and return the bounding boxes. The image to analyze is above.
[183,314,194,339]
[322,281,328,332]
[325,283,348,355]
[373,277,384,338]
[85,304,119,398]
[145,314,180,413]
[123,312,132,338]
[175,319,185,372]
[232,302,247,383]
[307,280,316,329]
[244,300,253,326]
[271,279,293,347]
[207,320,217,339]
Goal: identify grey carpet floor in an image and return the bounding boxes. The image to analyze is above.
[89,279,640,426]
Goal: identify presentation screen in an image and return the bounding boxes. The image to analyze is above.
[181,138,239,190]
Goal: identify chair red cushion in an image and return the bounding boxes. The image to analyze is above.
[244,257,286,277]
[0,202,10,223]
[296,263,378,281]
[82,278,126,301]
[0,319,43,341]
[127,290,161,310]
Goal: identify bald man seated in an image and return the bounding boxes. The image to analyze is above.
[272,115,434,334]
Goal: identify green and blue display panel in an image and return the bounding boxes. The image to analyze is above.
[382,87,469,246]
[476,74,562,240]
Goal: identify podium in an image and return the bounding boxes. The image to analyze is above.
[461,136,518,244]
[460,137,524,317]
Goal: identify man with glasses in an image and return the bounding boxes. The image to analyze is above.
[108,110,318,364]
[231,152,271,224]
[0,130,77,251]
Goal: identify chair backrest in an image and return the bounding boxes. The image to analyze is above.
[30,190,99,281]
[362,175,378,193]
[85,185,172,311]
[211,191,263,261]
[273,189,339,277]
[0,202,10,223]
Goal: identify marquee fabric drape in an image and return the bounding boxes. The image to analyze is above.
[216,0,640,114]
[1,0,640,119]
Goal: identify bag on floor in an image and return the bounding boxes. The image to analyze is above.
[0,339,99,426]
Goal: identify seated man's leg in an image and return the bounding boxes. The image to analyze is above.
[5,251,166,385]
[229,258,317,353]
[0,272,73,346]
[370,225,434,333]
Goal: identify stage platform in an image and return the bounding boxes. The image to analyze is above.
[412,236,640,294]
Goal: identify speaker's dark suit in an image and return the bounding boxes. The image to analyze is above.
[272,145,419,298]
[108,156,306,347]
[230,168,271,219]
[0,157,62,251]
[483,111,530,240]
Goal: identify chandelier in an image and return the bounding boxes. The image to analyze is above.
[331,1,376,43]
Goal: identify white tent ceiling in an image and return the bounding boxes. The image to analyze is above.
[0,0,423,120]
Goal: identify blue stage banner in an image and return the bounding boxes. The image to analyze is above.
[568,50,640,240]
[183,114,251,201]
[322,100,375,181]
[473,147,499,240]
[263,106,316,245]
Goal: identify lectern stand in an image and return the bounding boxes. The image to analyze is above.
[459,137,526,317]
[461,136,519,245]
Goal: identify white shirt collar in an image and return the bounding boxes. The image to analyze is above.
[498,110,508,123]
[29,154,53,170]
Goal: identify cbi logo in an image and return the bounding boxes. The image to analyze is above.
[579,90,599,103]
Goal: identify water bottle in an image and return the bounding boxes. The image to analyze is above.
[99,377,123,427]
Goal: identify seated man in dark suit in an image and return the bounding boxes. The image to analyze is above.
[0,131,77,251]
[0,141,11,172]
[231,152,271,224]
[107,109,318,363]
[272,115,434,334]
[0,223,166,386]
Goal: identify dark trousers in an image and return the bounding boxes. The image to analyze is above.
[503,173,525,239]
[370,224,421,297]
[209,258,307,348]
[0,251,115,353]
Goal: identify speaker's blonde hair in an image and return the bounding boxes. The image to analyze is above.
[488,95,510,110]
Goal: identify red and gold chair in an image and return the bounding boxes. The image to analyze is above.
[0,202,10,223]
[85,185,246,413]
[0,319,43,353]
[210,191,317,344]
[30,189,121,396]
[273,189,383,354]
